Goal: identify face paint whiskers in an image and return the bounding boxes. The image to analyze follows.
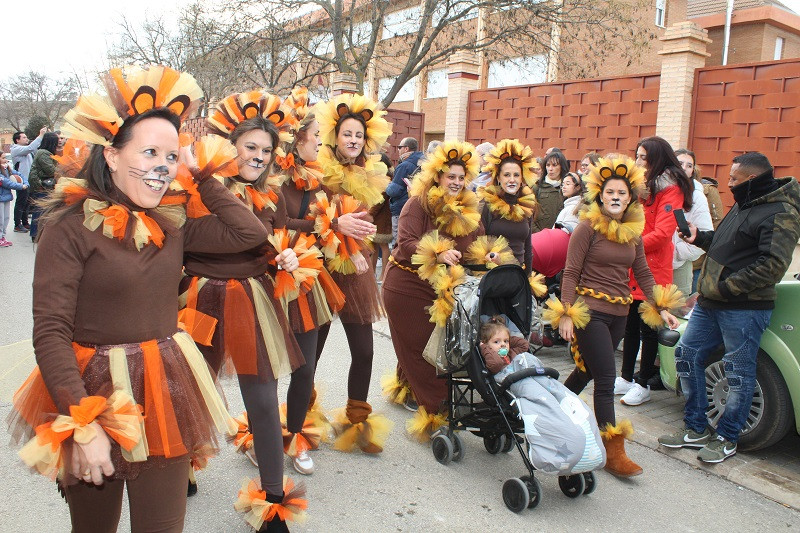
[130,165,173,193]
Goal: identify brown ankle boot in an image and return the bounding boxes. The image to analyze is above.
[601,420,643,477]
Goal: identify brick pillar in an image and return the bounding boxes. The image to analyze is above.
[656,22,711,149]
[445,51,480,141]
[330,72,360,96]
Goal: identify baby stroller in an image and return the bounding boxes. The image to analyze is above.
[429,264,600,512]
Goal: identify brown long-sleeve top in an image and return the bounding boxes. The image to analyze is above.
[481,335,530,375]
[383,196,484,299]
[480,198,533,273]
[281,180,317,234]
[561,220,656,317]
[183,180,287,280]
[33,177,268,414]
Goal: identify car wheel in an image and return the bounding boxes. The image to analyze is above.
[705,349,794,452]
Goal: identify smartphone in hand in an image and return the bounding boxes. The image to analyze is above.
[673,209,691,237]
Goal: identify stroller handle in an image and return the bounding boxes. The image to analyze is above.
[497,367,560,395]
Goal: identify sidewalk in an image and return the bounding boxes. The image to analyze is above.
[373,318,800,510]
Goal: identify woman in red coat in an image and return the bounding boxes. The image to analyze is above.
[617,136,693,406]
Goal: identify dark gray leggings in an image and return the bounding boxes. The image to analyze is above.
[315,322,374,402]
[564,310,627,429]
[286,329,318,433]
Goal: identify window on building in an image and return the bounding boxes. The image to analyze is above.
[378,76,417,102]
[426,68,448,99]
[775,36,785,60]
[350,21,372,47]
[431,1,478,27]
[655,0,666,28]
[383,6,421,39]
[488,56,547,88]
[308,33,333,56]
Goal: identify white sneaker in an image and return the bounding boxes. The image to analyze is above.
[614,377,634,395]
[244,448,259,467]
[293,450,314,475]
[620,383,651,406]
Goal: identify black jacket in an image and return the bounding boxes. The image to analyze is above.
[696,173,800,309]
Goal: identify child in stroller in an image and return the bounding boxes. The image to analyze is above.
[479,316,606,476]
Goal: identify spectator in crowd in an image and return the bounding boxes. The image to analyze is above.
[554,171,584,233]
[468,142,495,191]
[532,150,568,232]
[55,130,66,155]
[425,140,442,155]
[1,152,27,247]
[27,132,60,242]
[545,146,562,156]
[10,127,47,232]
[386,137,423,245]
[672,148,713,296]
[659,152,800,463]
[579,152,600,176]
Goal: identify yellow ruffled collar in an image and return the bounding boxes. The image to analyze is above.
[317,145,389,208]
[579,201,645,244]
[426,186,481,237]
[479,184,537,222]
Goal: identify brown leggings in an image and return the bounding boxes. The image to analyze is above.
[315,321,374,402]
[286,329,318,433]
[64,458,189,533]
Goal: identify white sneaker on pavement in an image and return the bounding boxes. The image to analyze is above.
[614,377,633,395]
[293,450,314,475]
[244,448,259,467]
[620,383,651,406]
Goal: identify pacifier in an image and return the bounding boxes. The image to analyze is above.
[498,348,509,357]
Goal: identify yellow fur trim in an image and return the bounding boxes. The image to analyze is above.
[411,230,455,281]
[579,201,645,244]
[313,93,392,155]
[542,296,590,329]
[427,265,466,327]
[405,406,448,443]
[529,271,547,298]
[317,146,389,208]
[478,184,538,222]
[600,419,635,440]
[422,186,481,237]
[482,139,540,187]
[416,140,480,187]
[330,410,393,453]
[639,284,685,329]
[583,156,646,203]
[571,341,586,373]
[465,235,517,268]
[381,372,414,405]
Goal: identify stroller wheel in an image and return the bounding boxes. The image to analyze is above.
[501,434,517,453]
[520,475,542,509]
[451,432,465,462]
[502,478,530,513]
[483,434,505,455]
[431,434,454,465]
[558,474,586,499]
[582,472,597,495]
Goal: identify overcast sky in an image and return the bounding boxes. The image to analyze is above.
[5,0,800,83]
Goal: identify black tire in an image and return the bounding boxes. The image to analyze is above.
[520,475,542,509]
[451,432,465,463]
[502,478,530,513]
[558,474,586,499]
[484,434,505,455]
[582,472,597,495]
[431,434,454,465]
[501,434,516,453]
[705,349,794,452]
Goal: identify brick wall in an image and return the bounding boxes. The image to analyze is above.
[690,57,800,207]
[465,74,660,169]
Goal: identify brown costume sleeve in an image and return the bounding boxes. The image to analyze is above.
[183,177,268,253]
[395,198,428,260]
[561,221,593,306]
[509,335,530,358]
[32,216,91,413]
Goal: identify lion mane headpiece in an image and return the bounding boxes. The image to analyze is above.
[61,65,203,146]
[313,93,391,154]
[482,139,540,187]
[583,156,646,203]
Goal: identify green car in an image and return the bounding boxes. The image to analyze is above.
[657,280,800,451]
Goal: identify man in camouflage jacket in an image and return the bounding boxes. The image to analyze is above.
[658,152,800,463]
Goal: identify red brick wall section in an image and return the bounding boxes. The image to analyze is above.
[690,57,800,208]
[385,108,425,166]
[184,111,424,169]
[465,74,661,171]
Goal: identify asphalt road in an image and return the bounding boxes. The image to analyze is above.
[1,230,799,531]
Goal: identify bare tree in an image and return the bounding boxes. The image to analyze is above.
[0,71,78,131]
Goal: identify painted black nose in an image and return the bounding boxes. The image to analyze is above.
[253,158,264,164]
[153,165,169,175]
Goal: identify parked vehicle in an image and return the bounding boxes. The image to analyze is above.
[657,281,800,451]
